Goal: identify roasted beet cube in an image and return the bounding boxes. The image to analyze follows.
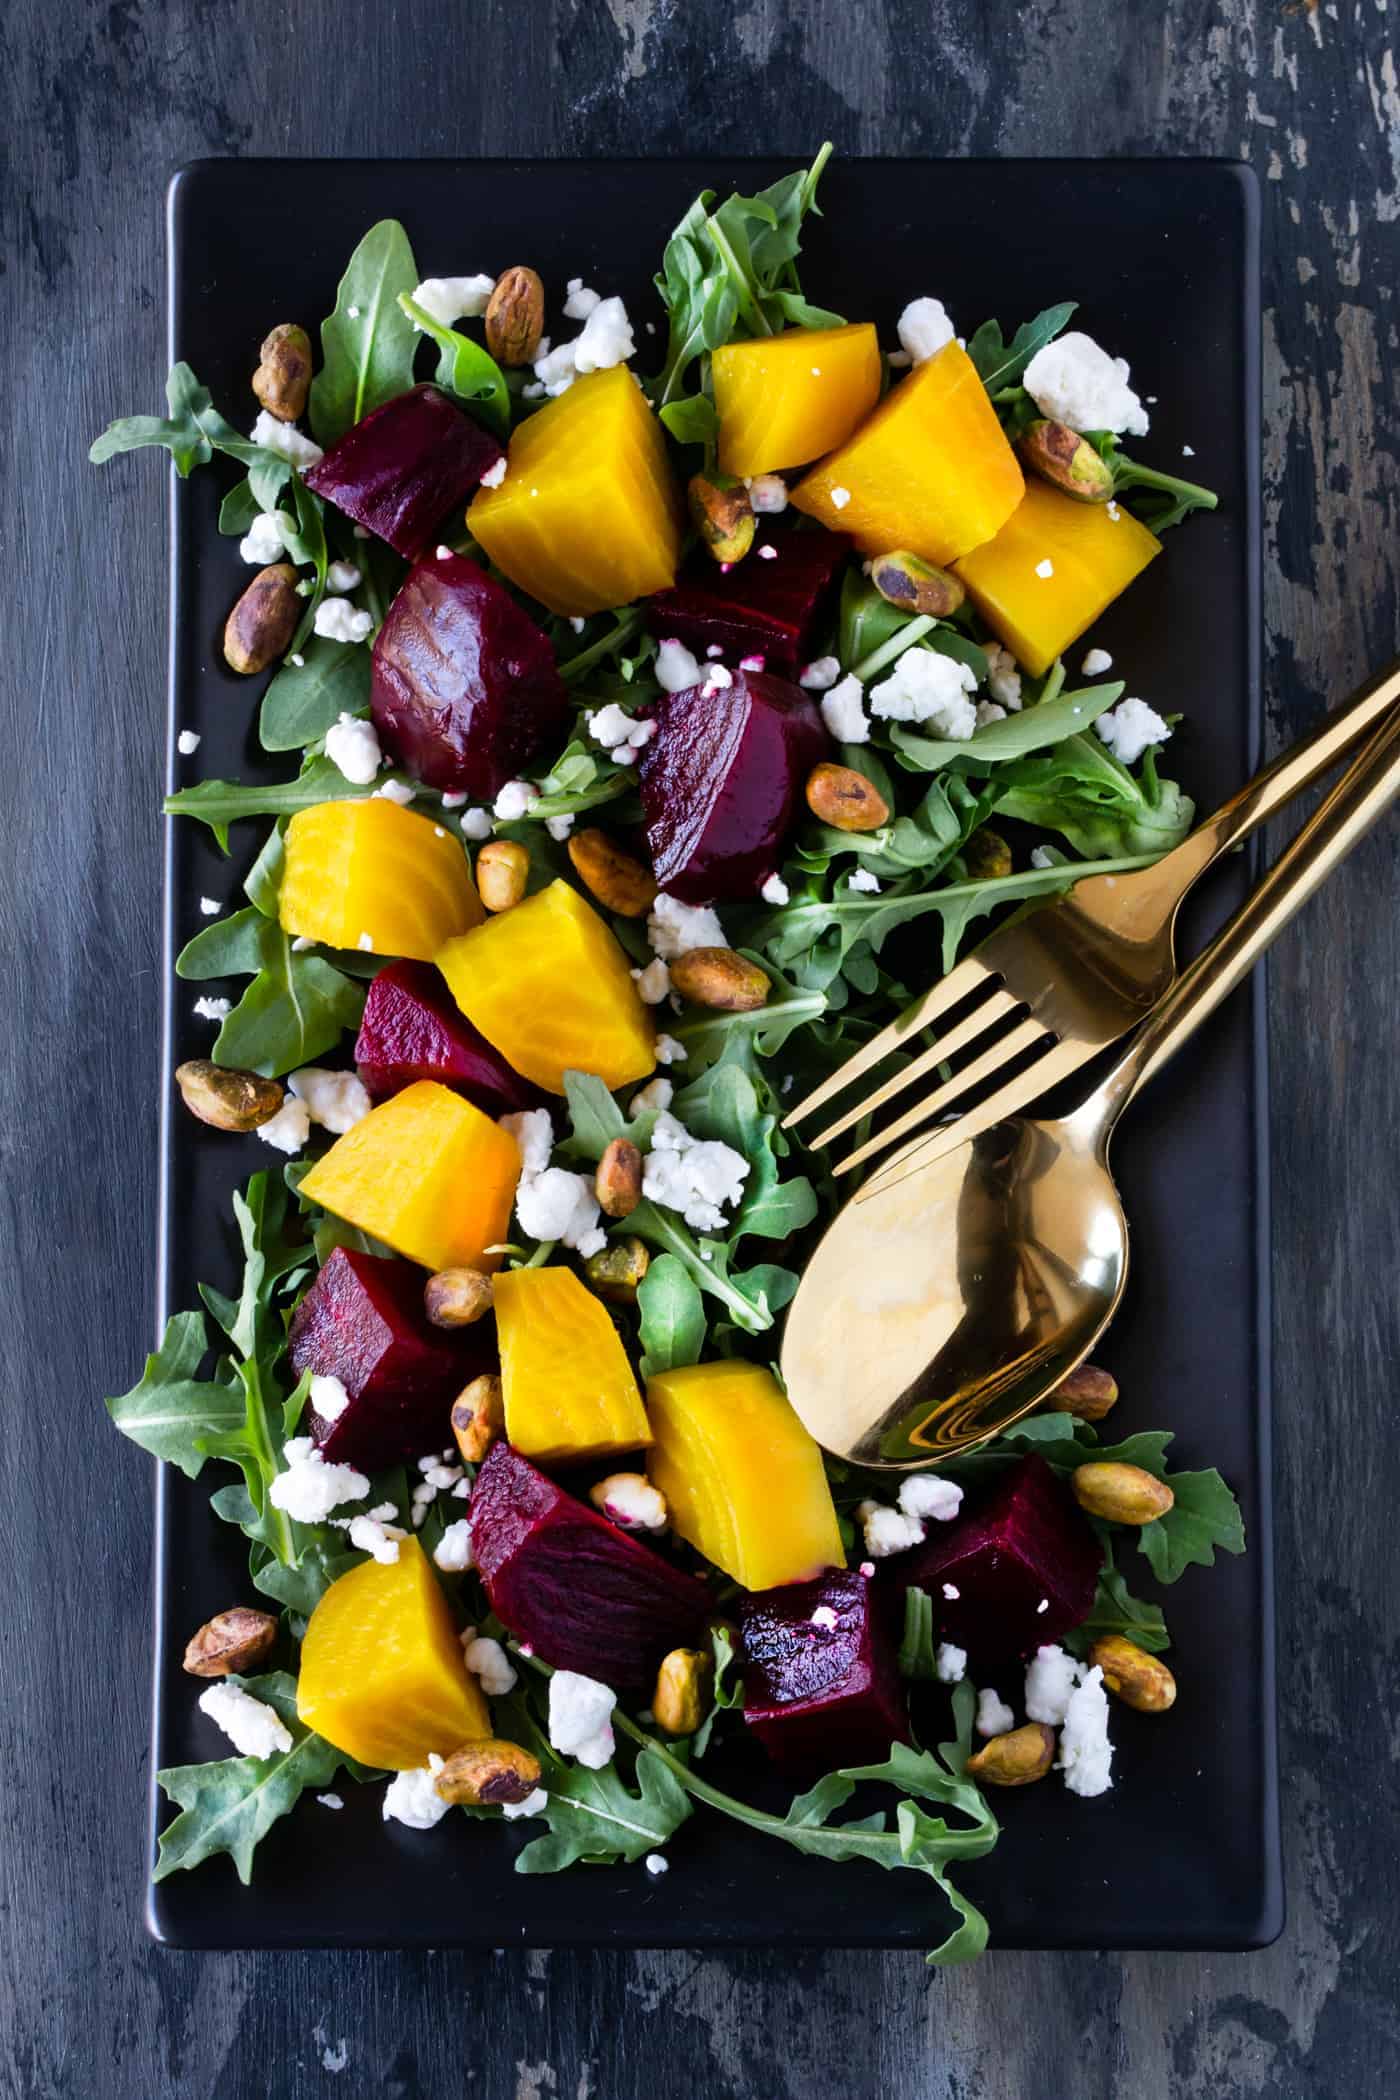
[470,1444,711,1690]
[646,526,851,675]
[639,667,829,901]
[739,1569,908,1776]
[355,960,544,1115]
[289,1246,493,1471]
[303,383,503,559]
[890,1456,1101,1667]
[370,551,569,796]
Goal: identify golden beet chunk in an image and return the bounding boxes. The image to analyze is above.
[279,797,483,961]
[495,1266,652,1464]
[713,322,882,477]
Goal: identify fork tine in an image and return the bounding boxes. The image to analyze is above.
[854,1037,1093,1202]
[833,1015,1053,1174]
[810,985,1024,1149]
[781,953,997,1132]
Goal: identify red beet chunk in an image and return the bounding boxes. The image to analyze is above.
[355,961,544,1114]
[289,1246,492,1471]
[739,1569,908,1776]
[303,383,503,559]
[646,527,851,675]
[470,1444,711,1691]
[639,667,829,902]
[890,1457,1101,1668]
[370,552,569,796]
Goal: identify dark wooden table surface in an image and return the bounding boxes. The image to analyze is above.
[4,1,1398,2094]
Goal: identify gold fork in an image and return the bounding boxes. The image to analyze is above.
[783,659,1400,1180]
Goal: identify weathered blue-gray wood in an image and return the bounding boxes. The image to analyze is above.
[2,1,1397,2093]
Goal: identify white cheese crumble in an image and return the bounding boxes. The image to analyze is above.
[747,472,788,513]
[629,1076,674,1117]
[941,1582,960,1601]
[239,511,288,565]
[588,702,654,761]
[269,1436,370,1521]
[493,779,540,822]
[655,637,702,693]
[647,893,725,959]
[1024,1644,1082,1726]
[289,1066,373,1134]
[632,958,672,1004]
[249,412,324,468]
[544,813,573,841]
[756,543,778,560]
[374,778,416,806]
[936,1642,968,1684]
[898,1473,964,1523]
[177,729,202,756]
[799,655,841,691]
[479,455,508,489]
[548,1671,617,1769]
[819,672,870,744]
[326,560,362,593]
[502,1787,550,1820]
[976,701,1007,728]
[1058,1664,1114,1797]
[324,711,382,784]
[410,274,496,326]
[463,1636,518,1697]
[198,896,220,916]
[500,1107,553,1178]
[1023,330,1150,438]
[193,995,230,1022]
[197,1681,293,1759]
[564,277,602,319]
[574,296,635,372]
[432,1518,476,1572]
[975,1688,1016,1738]
[829,485,852,510]
[896,296,956,364]
[254,1096,312,1154]
[858,1501,925,1559]
[515,1165,606,1256]
[760,873,790,906]
[700,664,734,695]
[984,641,1024,709]
[314,597,374,645]
[382,1755,450,1829]
[654,1033,686,1065]
[847,866,881,893]
[356,932,374,952]
[642,1111,749,1233]
[346,1513,406,1564]
[460,806,493,840]
[644,1852,670,1876]
[309,1373,350,1422]
[1095,697,1171,766]
[810,1605,839,1630]
[317,1792,344,1810]
[1081,647,1114,676]
[590,1472,668,1533]
[1034,558,1055,581]
[869,650,978,737]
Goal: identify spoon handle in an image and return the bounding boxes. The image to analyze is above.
[1096,698,1400,1117]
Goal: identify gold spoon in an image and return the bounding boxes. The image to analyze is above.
[781,701,1400,1467]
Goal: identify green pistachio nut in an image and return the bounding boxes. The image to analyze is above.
[869,550,966,618]
[687,472,756,566]
[1017,419,1115,503]
[963,828,1013,881]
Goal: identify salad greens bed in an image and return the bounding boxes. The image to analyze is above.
[96,148,1243,1962]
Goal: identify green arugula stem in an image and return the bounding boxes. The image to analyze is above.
[1112,456,1218,513]
[704,216,773,339]
[559,608,645,686]
[851,615,937,684]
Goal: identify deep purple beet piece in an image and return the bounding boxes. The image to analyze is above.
[739,1569,908,1776]
[639,667,830,902]
[289,1246,493,1471]
[355,961,544,1114]
[303,383,503,559]
[370,551,569,795]
[889,1456,1101,1667]
[470,1444,712,1691]
[646,526,851,675]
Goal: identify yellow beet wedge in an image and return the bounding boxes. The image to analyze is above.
[279,797,484,960]
[297,1538,489,1769]
[645,1362,843,1591]
[300,1080,520,1274]
[953,478,1163,676]
[790,339,1024,566]
[495,1266,651,1463]
[436,878,655,1094]
[713,322,882,477]
[468,368,684,617]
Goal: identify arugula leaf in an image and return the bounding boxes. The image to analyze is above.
[155,1674,352,1884]
[637,1254,706,1376]
[202,1176,310,1361]
[672,1049,817,1246]
[898,1587,939,1679]
[966,303,1076,394]
[658,394,720,449]
[990,735,1195,857]
[670,954,828,1075]
[90,362,294,508]
[1063,1547,1171,1658]
[1138,1468,1247,1583]
[515,1749,692,1873]
[258,639,372,753]
[310,218,421,445]
[397,292,510,436]
[691,1623,743,1758]
[177,907,366,1076]
[888,682,1125,773]
[105,1311,246,1477]
[165,753,379,847]
[219,479,262,537]
[1088,434,1220,533]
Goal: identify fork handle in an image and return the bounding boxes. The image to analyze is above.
[1098,700,1400,1117]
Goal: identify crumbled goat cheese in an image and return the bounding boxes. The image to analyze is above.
[563,277,602,319]
[326,559,362,593]
[886,347,913,368]
[643,1111,749,1232]
[500,1107,554,1178]
[645,1852,670,1876]
[897,1473,965,1523]
[701,663,734,694]
[502,1787,549,1820]
[463,1636,518,1697]
[375,778,416,805]
[984,642,1024,709]
[239,511,288,565]
[317,1792,344,1810]
[847,866,882,893]
[820,673,870,744]
[255,1096,312,1155]
[897,296,957,364]
[941,1583,960,1601]
[193,995,230,1022]
[533,339,579,395]
[356,932,374,952]
[654,1033,686,1065]
[590,1472,668,1533]
[382,1755,450,1829]
[314,597,374,645]
[976,701,1008,728]
[479,454,507,488]
[1081,647,1114,676]
[346,1513,406,1563]
[440,789,468,807]
[269,1437,369,1521]
[799,655,841,691]
[655,637,703,693]
[289,1066,372,1134]
[629,1076,674,1117]
[493,779,540,821]
[250,411,324,468]
[574,296,635,372]
[738,652,766,672]
[632,958,672,1004]
[515,1165,605,1257]
[1058,1664,1114,1796]
[1106,500,1121,520]
[1031,559,1057,586]
[859,1501,925,1559]
[178,729,202,756]
[433,1518,476,1572]
[1023,330,1149,438]
[869,650,978,737]
[760,873,790,905]
[198,1681,294,1759]
[309,1373,350,1422]
[198,896,220,916]
[1024,1644,1082,1726]
[829,485,852,510]
[546,813,575,841]
[588,703,654,760]
[410,274,496,326]
[1095,697,1171,766]
[936,1643,968,1684]
[549,1671,617,1769]
[291,935,313,952]
[810,1605,839,1630]
[1182,444,1195,458]
[976,1688,1016,1738]
[747,472,789,513]
[435,545,455,562]
[756,542,778,560]
[460,806,493,839]
[324,711,382,784]
[647,893,725,959]
[1029,846,1057,871]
